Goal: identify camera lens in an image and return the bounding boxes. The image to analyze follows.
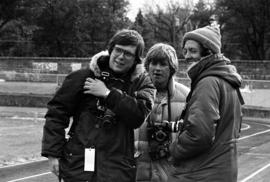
[102,119,113,128]
[102,109,116,129]
[155,130,167,142]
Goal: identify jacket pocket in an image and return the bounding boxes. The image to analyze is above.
[60,148,93,181]
[106,155,136,182]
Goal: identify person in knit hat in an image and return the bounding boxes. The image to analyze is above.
[168,25,245,182]
[182,25,221,55]
[135,43,189,182]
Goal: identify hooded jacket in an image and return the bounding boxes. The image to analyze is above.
[41,55,155,182]
[169,54,243,182]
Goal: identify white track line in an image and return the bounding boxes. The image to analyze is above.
[3,122,269,182]
[240,162,270,182]
[245,153,270,157]
[0,159,47,169]
[241,123,250,131]
[239,129,270,141]
[6,172,51,182]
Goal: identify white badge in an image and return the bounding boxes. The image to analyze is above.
[84,148,95,171]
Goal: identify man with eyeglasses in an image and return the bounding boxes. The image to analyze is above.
[41,29,156,182]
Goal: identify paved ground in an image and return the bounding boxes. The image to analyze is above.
[0,117,270,182]
[0,81,269,181]
[0,82,57,95]
[0,107,46,167]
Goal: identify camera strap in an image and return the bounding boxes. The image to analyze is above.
[145,111,154,126]
[167,84,172,124]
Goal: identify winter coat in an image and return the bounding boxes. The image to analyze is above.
[41,55,156,182]
[135,78,189,182]
[169,54,244,182]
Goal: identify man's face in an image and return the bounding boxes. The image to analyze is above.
[148,59,171,90]
[183,40,202,61]
[183,40,203,70]
[109,44,136,74]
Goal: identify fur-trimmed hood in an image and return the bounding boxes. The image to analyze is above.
[89,50,145,82]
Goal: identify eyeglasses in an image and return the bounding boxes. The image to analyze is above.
[113,46,135,59]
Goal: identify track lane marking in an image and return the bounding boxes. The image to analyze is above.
[239,122,270,181]
[0,159,47,169]
[240,162,270,182]
[241,123,250,131]
[245,153,270,156]
[239,129,270,141]
[6,172,51,182]
[3,122,270,181]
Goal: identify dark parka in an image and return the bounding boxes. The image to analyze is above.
[41,55,155,182]
[169,54,244,182]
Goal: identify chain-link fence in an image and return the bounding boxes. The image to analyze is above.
[0,57,270,108]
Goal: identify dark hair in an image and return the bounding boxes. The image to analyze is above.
[108,29,145,64]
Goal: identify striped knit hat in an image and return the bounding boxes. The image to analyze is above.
[182,25,221,54]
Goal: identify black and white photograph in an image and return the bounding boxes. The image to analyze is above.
[0,0,269,181]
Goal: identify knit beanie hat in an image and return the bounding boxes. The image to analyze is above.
[182,25,221,54]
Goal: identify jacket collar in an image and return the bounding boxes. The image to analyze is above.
[89,50,145,82]
[187,54,229,82]
[158,77,177,105]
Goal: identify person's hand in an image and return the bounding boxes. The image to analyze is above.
[84,78,110,98]
[48,156,60,177]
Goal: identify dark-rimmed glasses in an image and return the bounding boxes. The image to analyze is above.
[113,46,135,59]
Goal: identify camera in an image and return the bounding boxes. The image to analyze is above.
[94,71,117,129]
[101,109,116,129]
[96,98,116,129]
[147,120,183,160]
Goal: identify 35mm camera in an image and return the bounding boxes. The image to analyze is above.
[147,120,183,160]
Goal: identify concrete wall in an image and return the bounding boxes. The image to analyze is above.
[0,57,270,80]
[0,57,269,119]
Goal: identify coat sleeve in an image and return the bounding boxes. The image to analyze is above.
[41,70,88,158]
[105,73,156,129]
[170,77,220,160]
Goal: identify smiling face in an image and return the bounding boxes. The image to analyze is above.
[183,40,203,61]
[148,59,171,90]
[182,40,204,70]
[109,44,136,74]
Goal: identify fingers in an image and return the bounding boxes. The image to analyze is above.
[86,78,103,83]
[48,157,59,177]
[84,78,95,91]
[84,81,92,89]
[84,78,108,97]
[52,163,59,176]
[86,77,95,82]
[84,78,104,91]
[84,78,97,88]
[84,89,92,94]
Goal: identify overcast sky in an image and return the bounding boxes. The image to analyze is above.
[127,0,199,21]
